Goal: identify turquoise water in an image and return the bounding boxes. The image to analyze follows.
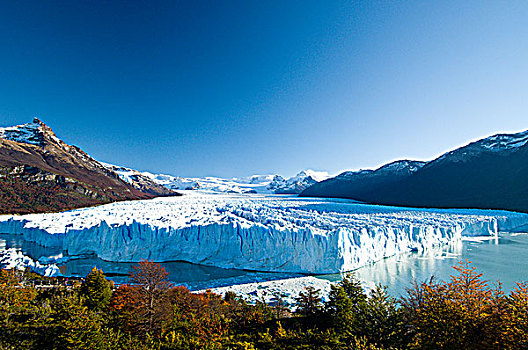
[2,232,528,295]
[320,233,528,297]
[0,233,301,290]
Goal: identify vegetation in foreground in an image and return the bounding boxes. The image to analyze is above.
[1,260,527,349]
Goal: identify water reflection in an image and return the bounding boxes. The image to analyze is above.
[319,234,528,297]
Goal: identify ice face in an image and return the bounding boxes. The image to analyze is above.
[1,193,527,274]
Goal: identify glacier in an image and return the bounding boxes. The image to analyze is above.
[101,162,330,195]
[0,193,528,274]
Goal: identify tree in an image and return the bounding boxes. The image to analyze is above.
[129,260,172,336]
[0,269,38,348]
[271,293,289,319]
[363,284,402,348]
[52,294,106,350]
[504,282,528,347]
[80,267,112,311]
[108,284,141,333]
[401,260,502,349]
[295,286,322,317]
[160,287,232,349]
[326,273,367,335]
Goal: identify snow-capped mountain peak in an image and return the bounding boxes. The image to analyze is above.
[268,170,330,194]
[293,169,330,182]
[335,161,424,180]
[0,118,50,146]
[101,163,329,195]
[480,130,528,151]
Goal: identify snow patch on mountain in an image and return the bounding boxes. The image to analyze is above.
[480,130,528,151]
[0,119,45,146]
[0,193,527,274]
[376,160,426,174]
[336,160,426,179]
[434,129,528,165]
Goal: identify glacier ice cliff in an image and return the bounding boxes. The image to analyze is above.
[1,193,527,274]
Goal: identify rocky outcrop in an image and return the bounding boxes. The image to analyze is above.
[0,119,179,214]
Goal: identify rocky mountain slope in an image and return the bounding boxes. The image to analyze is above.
[0,119,177,214]
[301,130,528,213]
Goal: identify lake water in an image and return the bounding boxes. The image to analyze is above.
[0,233,302,290]
[323,232,528,297]
[2,232,528,295]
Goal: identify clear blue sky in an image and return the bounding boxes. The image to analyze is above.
[1,1,527,177]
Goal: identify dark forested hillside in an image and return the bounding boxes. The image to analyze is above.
[301,130,528,213]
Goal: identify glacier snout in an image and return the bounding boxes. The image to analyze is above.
[0,194,527,274]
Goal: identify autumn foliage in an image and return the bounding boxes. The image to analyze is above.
[401,260,528,349]
[0,260,528,349]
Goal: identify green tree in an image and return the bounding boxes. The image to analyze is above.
[80,267,112,311]
[47,293,107,350]
[326,273,367,335]
[295,285,322,317]
[363,284,403,348]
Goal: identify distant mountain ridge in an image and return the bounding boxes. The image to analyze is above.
[300,160,426,201]
[103,163,329,195]
[301,129,528,213]
[0,119,177,214]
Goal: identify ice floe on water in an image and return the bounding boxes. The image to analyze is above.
[197,276,334,308]
[0,248,60,277]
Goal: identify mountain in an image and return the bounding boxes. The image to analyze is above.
[0,118,177,214]
[103,163,329,195]
[301,129,528,213]
[99,163,181,195]
[301,160,425,200]
[268,170,330,194]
